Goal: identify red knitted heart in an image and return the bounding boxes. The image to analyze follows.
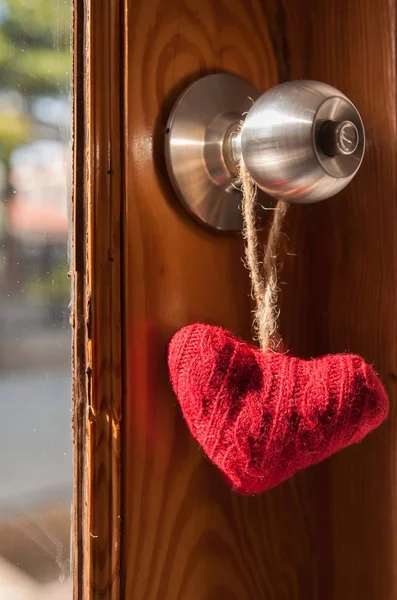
[168,323,388,494]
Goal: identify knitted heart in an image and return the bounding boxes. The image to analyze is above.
[168,323,388,494]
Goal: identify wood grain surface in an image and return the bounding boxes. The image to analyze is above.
[280,1,397,598]
[73,0,88,596]
[74,0,396,598]
[122,1,332,598]
[73,1,123,598]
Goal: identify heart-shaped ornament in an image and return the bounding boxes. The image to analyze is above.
[168,323,388,494]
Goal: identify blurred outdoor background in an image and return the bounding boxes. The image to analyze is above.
[0,1,72,598]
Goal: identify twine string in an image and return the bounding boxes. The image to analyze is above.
[239,159,288,351]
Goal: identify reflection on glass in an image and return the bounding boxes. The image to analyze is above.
[0,1,72,598]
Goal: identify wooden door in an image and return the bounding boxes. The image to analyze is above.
[122,2,331,598]
[74,1,396,598]
[279,3,397,599]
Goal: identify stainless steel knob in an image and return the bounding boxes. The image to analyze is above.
[165,74,365,231]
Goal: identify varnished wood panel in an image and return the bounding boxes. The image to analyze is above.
[72,0,88,596]
[75,0,395,598]
[122,1,332,598]
[86,1,123,597]
[280,1,397,598]
[73,1,123,598]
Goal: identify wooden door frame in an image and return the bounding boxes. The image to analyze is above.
[73,1,124,598]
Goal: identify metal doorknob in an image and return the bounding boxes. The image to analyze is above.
[165,74,365,231]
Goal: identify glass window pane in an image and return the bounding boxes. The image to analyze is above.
[0,1,72,597]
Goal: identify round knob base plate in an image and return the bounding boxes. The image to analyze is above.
[165,74,260,232]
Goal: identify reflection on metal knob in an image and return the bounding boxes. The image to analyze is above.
[165,74,365,231]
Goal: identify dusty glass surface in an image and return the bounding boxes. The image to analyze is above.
[0,1,72,598]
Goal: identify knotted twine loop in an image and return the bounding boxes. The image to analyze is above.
[239,159,289,351]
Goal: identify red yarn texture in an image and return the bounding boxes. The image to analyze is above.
[168,323,388,494]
